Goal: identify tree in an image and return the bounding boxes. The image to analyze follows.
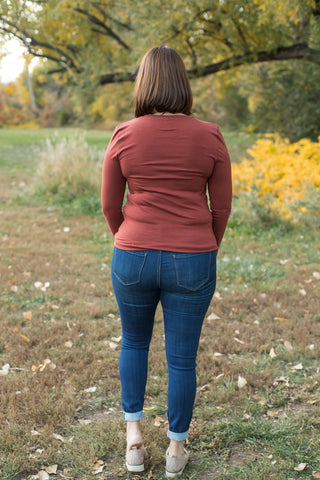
[1,0,320,87]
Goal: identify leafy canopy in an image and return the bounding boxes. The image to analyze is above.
[0,0,320,85]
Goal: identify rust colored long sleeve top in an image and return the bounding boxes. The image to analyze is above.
[101,114,232,252]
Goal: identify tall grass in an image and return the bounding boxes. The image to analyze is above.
[31,134,104,215]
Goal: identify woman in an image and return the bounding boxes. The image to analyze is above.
[101,46,232,478]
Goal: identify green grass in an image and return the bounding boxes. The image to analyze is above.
[221,129,261,163]
[0,127,111,148]
[0,128,319,480]
[0,128,111,177]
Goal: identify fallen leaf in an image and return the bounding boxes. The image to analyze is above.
[53,433,65,442]
[109,341,118,350]
[79,419,92,425]
[274,317,288,322]
[10,285,18,292]
[312,272,320,280]
[280,259,289,265]
[32,364,42,372]
[284,340,293,351]
[207,312,220,320]
[93,460,104,474]
[93,466,104,475]
[41,282,50,292]
[238,376,247,389]
[40,358,52,372]
[23,311,32,320]
[275,376,290,388]
[31,429,41,436]
[38,471,50,480]
[111,336,122,343]
[294,463,307,471]
[269,347,277,358]
[267,411,279,418]
[312,472,320,478]
[19,333,30,342]
[84,386,97,393]
[45,465,58,474]
[234,337,245,345]
[299,288,307,296]
[214,292,222,299]
[155,415,164,423]
[0,364,10,376]
[291,363,303,370]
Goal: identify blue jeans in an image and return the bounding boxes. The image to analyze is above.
[111,247,217,441]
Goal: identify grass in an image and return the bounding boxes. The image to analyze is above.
[0,128,319,480]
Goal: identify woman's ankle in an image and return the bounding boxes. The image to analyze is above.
[127,420,143,450]
[168,439,185,457]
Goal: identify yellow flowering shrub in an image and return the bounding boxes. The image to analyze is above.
[232,134,320,223]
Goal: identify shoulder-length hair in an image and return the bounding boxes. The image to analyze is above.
[134,46,193,117]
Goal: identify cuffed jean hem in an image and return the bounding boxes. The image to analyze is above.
[123,410,144,421]
[167,429,189,441]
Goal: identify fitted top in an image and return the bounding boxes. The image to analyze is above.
[101,114,232,252]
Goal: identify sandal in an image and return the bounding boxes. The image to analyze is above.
[165,448,189,478]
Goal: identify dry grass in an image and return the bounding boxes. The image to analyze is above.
[31,135,103,205]
[1,131,320,480]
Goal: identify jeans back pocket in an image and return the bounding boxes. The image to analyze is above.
[112,248,147,286]
[173,251,215,291]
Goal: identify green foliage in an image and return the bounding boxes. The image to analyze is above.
[1,0,320,132]
[249,61,320,141]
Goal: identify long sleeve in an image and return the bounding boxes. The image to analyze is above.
[208,127,232,247]
[101,128,126,235]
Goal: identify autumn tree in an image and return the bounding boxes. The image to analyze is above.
[1,0,320,86]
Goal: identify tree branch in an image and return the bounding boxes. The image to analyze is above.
[99,43,320,85]
[72,7,131,50]
[229,16,250,53]
[92,3,133,31]
[187,43,320,78]
[0,15,78,70]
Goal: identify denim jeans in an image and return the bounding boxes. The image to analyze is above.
[111,247,217,441]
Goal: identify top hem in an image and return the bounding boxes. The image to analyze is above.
[114,241,218,253]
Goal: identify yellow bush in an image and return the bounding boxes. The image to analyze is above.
[232,134,320,222]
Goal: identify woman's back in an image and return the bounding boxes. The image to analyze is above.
[102,114,231,252]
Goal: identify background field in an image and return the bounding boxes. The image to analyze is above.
[0,128,319,480]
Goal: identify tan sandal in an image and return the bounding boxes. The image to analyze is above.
[165,448,189,478]
[126,444,148,472]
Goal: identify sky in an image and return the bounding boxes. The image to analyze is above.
[0,39,31,83]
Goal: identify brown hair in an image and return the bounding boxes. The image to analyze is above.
[134,46,193,117]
